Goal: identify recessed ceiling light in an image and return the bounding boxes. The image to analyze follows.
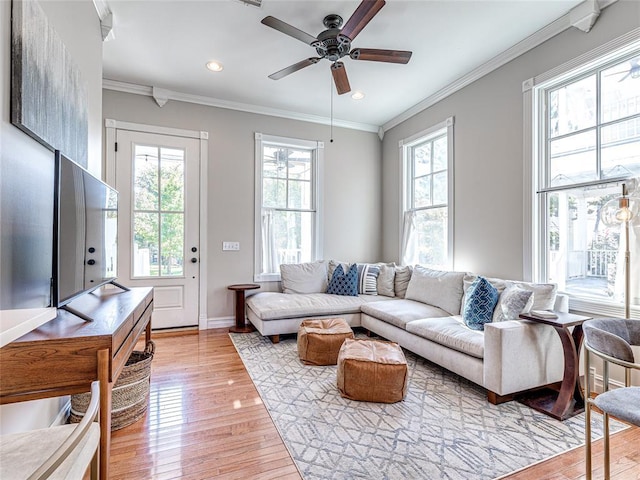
[351,91,365,100]
[206,61,224,72]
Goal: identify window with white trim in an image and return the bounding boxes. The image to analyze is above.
[254,133,323,282]
[532,44,640,316]
[400,117,454,269]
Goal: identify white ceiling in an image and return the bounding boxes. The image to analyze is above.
[102,0,584,129]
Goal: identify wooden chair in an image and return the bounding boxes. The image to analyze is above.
[584,318,640,480]
[0,381,101,479]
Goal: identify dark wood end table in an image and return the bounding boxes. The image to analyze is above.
[228,283,260,333]
[518,311,591,421]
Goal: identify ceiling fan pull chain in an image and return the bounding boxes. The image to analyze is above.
[330,70,334,143]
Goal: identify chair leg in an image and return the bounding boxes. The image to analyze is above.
[604,412,610,480]
[584,351,592,480]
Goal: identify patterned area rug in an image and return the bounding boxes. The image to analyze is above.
[230,331,620,480]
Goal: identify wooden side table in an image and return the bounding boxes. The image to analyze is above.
[518,311,591,421]
[228,284,260,333]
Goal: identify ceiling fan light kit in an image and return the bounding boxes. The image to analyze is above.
[261,0,412,95]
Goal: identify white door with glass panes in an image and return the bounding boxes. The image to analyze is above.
[115,130,200,329]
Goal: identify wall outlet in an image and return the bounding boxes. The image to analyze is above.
[222,241,240,251]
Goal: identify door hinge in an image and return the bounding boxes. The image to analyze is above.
[115,142,118,152]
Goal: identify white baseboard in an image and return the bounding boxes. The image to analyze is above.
[204,316,235,330]
[589,367,626,393]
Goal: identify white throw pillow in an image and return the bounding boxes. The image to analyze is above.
[492,286,534,322]
[404,265,466,315]
[504,281,557,311]
[377,263,396,297]
[280,261,328,294]
[461,274,507,309]
[394,265,413,299]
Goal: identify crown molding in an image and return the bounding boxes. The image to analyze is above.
[102,79,379,134]
[381,0,618,133]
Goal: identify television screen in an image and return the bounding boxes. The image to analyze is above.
[53,151,118,307]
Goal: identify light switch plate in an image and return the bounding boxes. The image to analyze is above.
[222,241,240,251]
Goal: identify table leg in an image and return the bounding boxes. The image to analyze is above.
[551,325,584,420]
[229,290,253,333]
[98,349,111,480]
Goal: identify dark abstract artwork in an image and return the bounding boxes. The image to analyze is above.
[11,0,88,168]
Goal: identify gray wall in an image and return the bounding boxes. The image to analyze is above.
[102,91,382,320]
[0,0,102,433]
[381,0,640,280]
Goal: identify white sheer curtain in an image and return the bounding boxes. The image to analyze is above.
[401,210,417,266]
[261,208,278,274]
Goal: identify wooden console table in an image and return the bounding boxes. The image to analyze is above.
[0,286,153,479]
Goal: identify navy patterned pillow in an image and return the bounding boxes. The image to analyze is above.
[327,263,358,296]
[463,276,499,331]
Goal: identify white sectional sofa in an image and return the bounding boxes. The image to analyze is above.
[245,261,568,403]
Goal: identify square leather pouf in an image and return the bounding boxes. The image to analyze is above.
[297,318,354,366]
[337,338,408,403]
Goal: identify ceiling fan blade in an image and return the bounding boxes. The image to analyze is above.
[618,71,632,82]
[268,58,321,80]
[338,0,386,44]
[331,62,351,95]
[261,16,318,45]
[350,48,412,64]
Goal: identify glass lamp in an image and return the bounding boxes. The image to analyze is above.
[599,182,640,318]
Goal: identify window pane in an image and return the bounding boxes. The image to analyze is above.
[273,210,313,267]
[601,118,640,178]
[287,180,311,209]
[601,56,640,123]
[414,207,448,269]
[134,147,158,210]
[160,213,184,276]
[432,171,448,205]
[432,135,448,171]
[160,150,184,211]
[288,150,312,180]
[549,130,597,187]
[263,178,286,208]
[545,185,622,302]
[548,76,596,138]
[133,212,159,277]
[413,176,431,208]
[263,147,287,178]
[413,143,431,177]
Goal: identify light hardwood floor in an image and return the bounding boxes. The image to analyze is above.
[110,329,639,479]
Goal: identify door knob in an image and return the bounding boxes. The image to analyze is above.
[191,257,198,263]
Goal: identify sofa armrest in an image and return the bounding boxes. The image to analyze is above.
[484,319,564,396]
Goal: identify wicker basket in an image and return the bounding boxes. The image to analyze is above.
[70,340,155,431]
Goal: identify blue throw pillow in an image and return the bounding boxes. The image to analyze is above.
[327,263,358,296]
[463,277,499,331]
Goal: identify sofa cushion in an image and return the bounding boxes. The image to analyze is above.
[462,277,499,331]
[361,299,450,330]
[504,281,557,311]
[328,260,381,295]
[462,274,507,308]
[377,263,396,297]
[246,292,367,320]
[406,316,485,359]
[281,261,328,294]
[405,266,465,315]
[493,286,534,322]
[394,265,412,298]
[327,264,359,296]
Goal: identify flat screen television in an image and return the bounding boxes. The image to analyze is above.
[53,151,122,319]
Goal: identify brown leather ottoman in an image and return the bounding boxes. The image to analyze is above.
[337,338,408,403]
[297,318,354,366]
